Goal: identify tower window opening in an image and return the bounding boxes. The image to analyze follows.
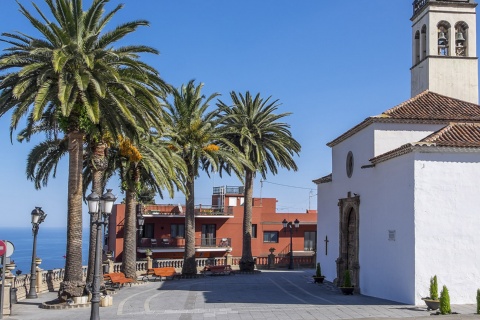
[437,22,451,56]
[415,31,421,64]
[421,25,427,59]
[455,22,468,57]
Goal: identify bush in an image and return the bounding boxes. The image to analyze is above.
[315,263,322,277]
[476,289,480,314]
[343,270,352,287]
[430,275,439,300]
[439,285,451,315]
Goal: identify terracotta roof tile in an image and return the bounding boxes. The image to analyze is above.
[312,174,332,185]
[327,91,480,147]
[420,122,480,147]
[382,91,480,121]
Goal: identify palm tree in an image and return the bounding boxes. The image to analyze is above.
[0,0,167,289]
[164,80,243,275]
[217,91,301,271]
[95,134,186,279]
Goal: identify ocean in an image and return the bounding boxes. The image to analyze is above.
[0,227,90,274]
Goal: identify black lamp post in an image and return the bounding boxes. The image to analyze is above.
[27,207,47,299]
[87,189,116,320]
[282,218,300,270]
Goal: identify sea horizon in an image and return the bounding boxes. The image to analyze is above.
[0,227,91,275]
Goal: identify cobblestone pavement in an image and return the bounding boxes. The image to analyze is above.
[8,269,478,320]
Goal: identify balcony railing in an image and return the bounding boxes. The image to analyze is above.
[413,0,429,14]
[213,186,244,195]
[138,237,232,250]
[194,205,233,216]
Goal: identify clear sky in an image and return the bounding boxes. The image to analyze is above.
[0,1,436,227]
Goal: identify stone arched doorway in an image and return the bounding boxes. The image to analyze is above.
[336,193,360,293]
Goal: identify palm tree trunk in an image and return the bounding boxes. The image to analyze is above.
[240,169,254,271]
[182,169,196,275]
[63,131,84,285]
[86,142,108,284]
[122,163,139,280]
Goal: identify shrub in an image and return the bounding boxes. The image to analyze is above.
[343,270,352,287]
[430,275,439,300]
[477,289,480,314]
[315,263,322,277]
[439,285,451,315]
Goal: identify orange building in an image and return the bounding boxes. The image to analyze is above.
[107,186,317,262]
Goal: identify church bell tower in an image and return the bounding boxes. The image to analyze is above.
[411,0,478,104]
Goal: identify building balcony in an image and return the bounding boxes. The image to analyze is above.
[137,237,232,253]
[213,185,244,195]
[143,205,234,218]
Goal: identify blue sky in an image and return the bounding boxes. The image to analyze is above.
[0,1,424,227]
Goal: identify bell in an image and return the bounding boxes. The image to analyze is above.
[438,32,447,41]
[456,32,466,42]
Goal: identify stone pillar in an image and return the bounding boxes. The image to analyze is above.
[108,259,114,274]
[225,252,233,266]
[35,267,42,293]
[1,283,11,316]
[146,257,153,270]
[268,253,276,269]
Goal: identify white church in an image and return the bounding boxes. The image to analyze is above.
[315,0,480,305]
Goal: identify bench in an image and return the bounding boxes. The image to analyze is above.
[202,265,234,276]
[143,267,181,281]
[103,272,134,289]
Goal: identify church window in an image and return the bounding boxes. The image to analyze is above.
[414,31,421,64]
[346,151,354,178]
[421,25,427,59]
[437,21,451,56]
[455,22,468,57]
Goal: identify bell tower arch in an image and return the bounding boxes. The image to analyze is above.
[411,0,478,104]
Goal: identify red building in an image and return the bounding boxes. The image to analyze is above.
[107,186,317,262]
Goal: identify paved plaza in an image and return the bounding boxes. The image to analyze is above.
[7,269,479,320]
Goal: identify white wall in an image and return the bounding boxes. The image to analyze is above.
[414,151,480,304]
[373,123,444,157]
[318,123,419,304]
[359,153,416,304]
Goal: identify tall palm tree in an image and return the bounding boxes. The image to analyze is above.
[164,80,243,275]
[0,0,167,290]
[93,133,186,279]
[217,91,301,271]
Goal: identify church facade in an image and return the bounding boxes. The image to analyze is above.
[315,0,480,305]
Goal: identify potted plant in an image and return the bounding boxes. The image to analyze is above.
[312,263,325,283]
[269,247,276,254]
[422,275,440,311]
[340,270,354,295]
[145,249,152,257]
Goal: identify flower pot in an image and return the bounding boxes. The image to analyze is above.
[313,276,325,284]
[340,287,354,295]
[422,298,440,310]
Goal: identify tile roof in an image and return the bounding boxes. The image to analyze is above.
[312,174,332,185]
[420,122,480,147]
[327,90,480,147]
[370,122,480,164]
[382,91,480,121]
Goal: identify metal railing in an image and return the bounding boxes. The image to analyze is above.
[139,237,232,249]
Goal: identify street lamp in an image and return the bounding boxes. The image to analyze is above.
[27,207,47,299]
[282,218,300,270]
[87,189,116,320]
